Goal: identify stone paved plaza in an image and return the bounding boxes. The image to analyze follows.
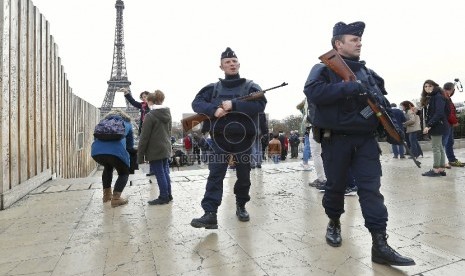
[0,148,464,276]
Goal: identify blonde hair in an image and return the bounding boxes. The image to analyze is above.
[146,90,165,105]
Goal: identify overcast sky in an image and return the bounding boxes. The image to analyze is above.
[32,0,465,122]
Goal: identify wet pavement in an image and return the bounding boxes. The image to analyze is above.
[0,147,464,276]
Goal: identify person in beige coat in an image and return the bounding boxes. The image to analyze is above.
[138,90,173,205]
[268,134,282,163]
[401,101,423,159]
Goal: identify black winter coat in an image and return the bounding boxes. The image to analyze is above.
[425,90,447,136]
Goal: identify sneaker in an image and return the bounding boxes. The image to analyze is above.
[302,164,312,171]
[345,186,358,196]
[449,160,465,167]
[421,169,441,177]
[315,182,327,192]
[309,179,326,187]
[256,164,262,169]
[399,155,406,159]
[439,171,446,176]
[148,196,170,205]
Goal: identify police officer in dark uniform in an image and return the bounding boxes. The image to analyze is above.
[303,21,415,266]
[190,47,266,229]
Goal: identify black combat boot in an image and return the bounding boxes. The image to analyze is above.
[325,218,342,247]
[371,231,415,266]
[190,212,218,229]
[236,203,250,222]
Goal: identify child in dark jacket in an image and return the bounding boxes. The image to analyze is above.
[137,90,173,205]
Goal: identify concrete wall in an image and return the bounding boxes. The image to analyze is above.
[0,0,100,209]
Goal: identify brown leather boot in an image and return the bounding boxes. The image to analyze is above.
[103,188,112,203]
[111,192,128,207]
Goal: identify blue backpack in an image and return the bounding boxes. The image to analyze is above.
[94,116,126,140]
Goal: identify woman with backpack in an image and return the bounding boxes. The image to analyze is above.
[91,109,134,207]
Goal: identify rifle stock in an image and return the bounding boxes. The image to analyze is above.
[181,113,210,133]
[318,49,421,168]
[181,82,288,132]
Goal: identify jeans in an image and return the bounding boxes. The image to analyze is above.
[442,124,456,162]
[271,154,280,164]
[391,144,405,157]
[431,135,446,168]
[310,128,326,181]
[251,137,262,167]
[150,158,171,198]
[408,132,422,158]
[302,135,311,164]
[193,146,201,164]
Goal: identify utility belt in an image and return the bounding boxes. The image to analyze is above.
[313,127,375,143]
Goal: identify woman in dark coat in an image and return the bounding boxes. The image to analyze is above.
[91,109,134,207]
[121,88,150,135]
[420,80,447,177]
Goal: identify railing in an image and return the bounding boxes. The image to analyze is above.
[0,0,99,209]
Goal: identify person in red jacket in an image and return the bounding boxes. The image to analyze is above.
[183,134,193,164]
[442,82,464,168]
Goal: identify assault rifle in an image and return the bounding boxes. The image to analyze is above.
[318,49,421,168]
[181,82,288,132]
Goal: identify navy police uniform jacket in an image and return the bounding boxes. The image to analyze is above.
[303,58,400,134]
[192,77,266,137]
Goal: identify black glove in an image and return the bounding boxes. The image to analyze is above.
[353,81,371,103]
[356,81,369,94]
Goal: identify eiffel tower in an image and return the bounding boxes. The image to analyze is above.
[100,0,138,121]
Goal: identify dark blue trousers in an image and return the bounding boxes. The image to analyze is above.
[201,135,253,213]
[321,134,388,232]
[150,158,171,199]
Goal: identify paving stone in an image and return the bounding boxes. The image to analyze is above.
[0,148,464,275]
